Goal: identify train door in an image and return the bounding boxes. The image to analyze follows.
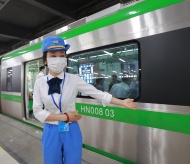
[24,59,45,123]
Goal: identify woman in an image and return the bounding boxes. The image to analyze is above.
[33,36,137,164]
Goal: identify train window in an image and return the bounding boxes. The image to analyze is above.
[6,67,12,91]
[67,42,140,100]
[25,59,45,121]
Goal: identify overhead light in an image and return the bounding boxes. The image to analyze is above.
[69,58,78,62]
[90,56,96,58]
[103,51,113,56]
[66,66,73,69]
[119,58,125,62]
[122,50,133,52]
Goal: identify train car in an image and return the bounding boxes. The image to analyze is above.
[0,0,190,163]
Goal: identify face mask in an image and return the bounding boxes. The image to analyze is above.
[47,57,67,74]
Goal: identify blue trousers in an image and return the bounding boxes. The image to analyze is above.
[42,122,82,164]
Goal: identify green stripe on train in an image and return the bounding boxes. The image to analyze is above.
[1,94,21,102]
[2,0,183,61]
[76,103,190,135]
[83,144,136,164]
[2,93,190,134]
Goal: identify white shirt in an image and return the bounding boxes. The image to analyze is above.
[33,71,112,124]
[36,71,45,79]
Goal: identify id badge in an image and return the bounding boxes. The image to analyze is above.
[58,121,69,132]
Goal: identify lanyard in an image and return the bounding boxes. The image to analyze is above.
[47,73,66,113]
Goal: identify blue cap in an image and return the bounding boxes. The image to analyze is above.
[42,36,70,53]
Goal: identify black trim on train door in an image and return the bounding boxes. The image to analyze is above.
[0,56,2,114]
[23,62,27,119]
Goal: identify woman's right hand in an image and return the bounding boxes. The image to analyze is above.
[66,111,82,122]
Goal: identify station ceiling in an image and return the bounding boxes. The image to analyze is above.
[0,0,131,56]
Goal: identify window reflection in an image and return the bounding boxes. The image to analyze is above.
[67,42,140,100]
[6,67,12,91]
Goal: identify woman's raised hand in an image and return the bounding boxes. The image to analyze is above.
[122,99,138,109]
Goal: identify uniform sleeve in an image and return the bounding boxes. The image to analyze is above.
[33,80,51,123]
[75,75,112,106]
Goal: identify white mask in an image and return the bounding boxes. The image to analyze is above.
[47,57,67,73]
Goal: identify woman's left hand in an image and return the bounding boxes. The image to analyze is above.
[122,98,137,109]
[74,113,82,121]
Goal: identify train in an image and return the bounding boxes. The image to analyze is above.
[1,0,190,163]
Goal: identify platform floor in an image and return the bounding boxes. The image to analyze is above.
[0,114,121,164]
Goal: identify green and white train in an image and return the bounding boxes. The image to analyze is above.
[1,0,190,163]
